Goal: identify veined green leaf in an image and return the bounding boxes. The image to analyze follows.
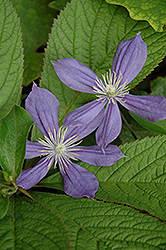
[0,105,33,179]
[0,0,23,119]
[0,193,165,249]
[41,0,166,120]
[105,0,166,32]
[12,0,57,86]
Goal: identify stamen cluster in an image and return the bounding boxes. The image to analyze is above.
[38,126,82,172]
[93,70,129,104]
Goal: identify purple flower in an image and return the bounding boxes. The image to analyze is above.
[52,33,166,151]
[17,84,124,198]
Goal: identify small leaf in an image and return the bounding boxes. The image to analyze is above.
[49,0,69,11]
[129,111,166,134]
[105,0,166,32]
[0,0,23,119]
[0,105,33,179]
[0,196,9,220]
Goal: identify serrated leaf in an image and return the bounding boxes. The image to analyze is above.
[0,192,165,249]
[12,0,57,86]
[105,0,166,32]
[0,105,33,179]
[0,196,9,220]
[41,0,166,120]
[39,135,166,221]
[0,0,23,119]
[129,111,166,134]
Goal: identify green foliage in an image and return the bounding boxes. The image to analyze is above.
[129,112,166,135]
[0,105,33,179]
[0,192,165,249]
[12,0,57,86]
[0,0,23,119]
[105,0,166,32]
[150,76,166,97]
[0,197,9,220]
[49,0,69,11]
[41,0,166,120]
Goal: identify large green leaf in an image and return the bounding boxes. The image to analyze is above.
[105,0,166,32]
[0,105,33,179]
[12,0,57,86]
[41,0,166,120]
[0,0,23,119]
[39,135,166,221]
[0,193,165,249]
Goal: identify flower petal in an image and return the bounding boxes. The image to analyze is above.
[65,106,105,140]
[25,84,59,137]
[52,58,98,93]
[25,140,44,159]
[59,161,99,198]
[17,158,50,190]
[63,99,106,127]
[76,144,124,166]
[112,33,147,85]
[120,94,166,122]
[96,102,122,150]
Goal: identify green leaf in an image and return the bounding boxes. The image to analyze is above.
[0,193,165,249]
[41,0,166,120]
[129,111,166,134]
[40,135,166,221]
[12,0,57,86]
[0,0,23,119]
[49,0,69,11]
[0,197,9,220]
[105,0,166,32]
[0,105,33,179]
[91,135,166,221]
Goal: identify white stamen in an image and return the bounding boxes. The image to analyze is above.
[38,126,82,173]
[93,70,129,104]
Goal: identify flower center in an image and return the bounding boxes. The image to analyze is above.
[55,143,66,155]
[106,85,117,97]
[93,70,129,104]
[37,126,82,171]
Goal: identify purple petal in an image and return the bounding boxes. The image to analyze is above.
[76,144,124,166]
[65,106,105,140]
[59,161,99,198]
[96,102,122,150]
[17,158,50,190]
[25,84,59,137]
[121,94,166,122]
[112,33,147,86]
[63,99,107,127]
[51,58,98,93]
[25,140,44,159]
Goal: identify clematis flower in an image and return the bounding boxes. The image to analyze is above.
[17,84,124,198]
[52,33,166,151]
